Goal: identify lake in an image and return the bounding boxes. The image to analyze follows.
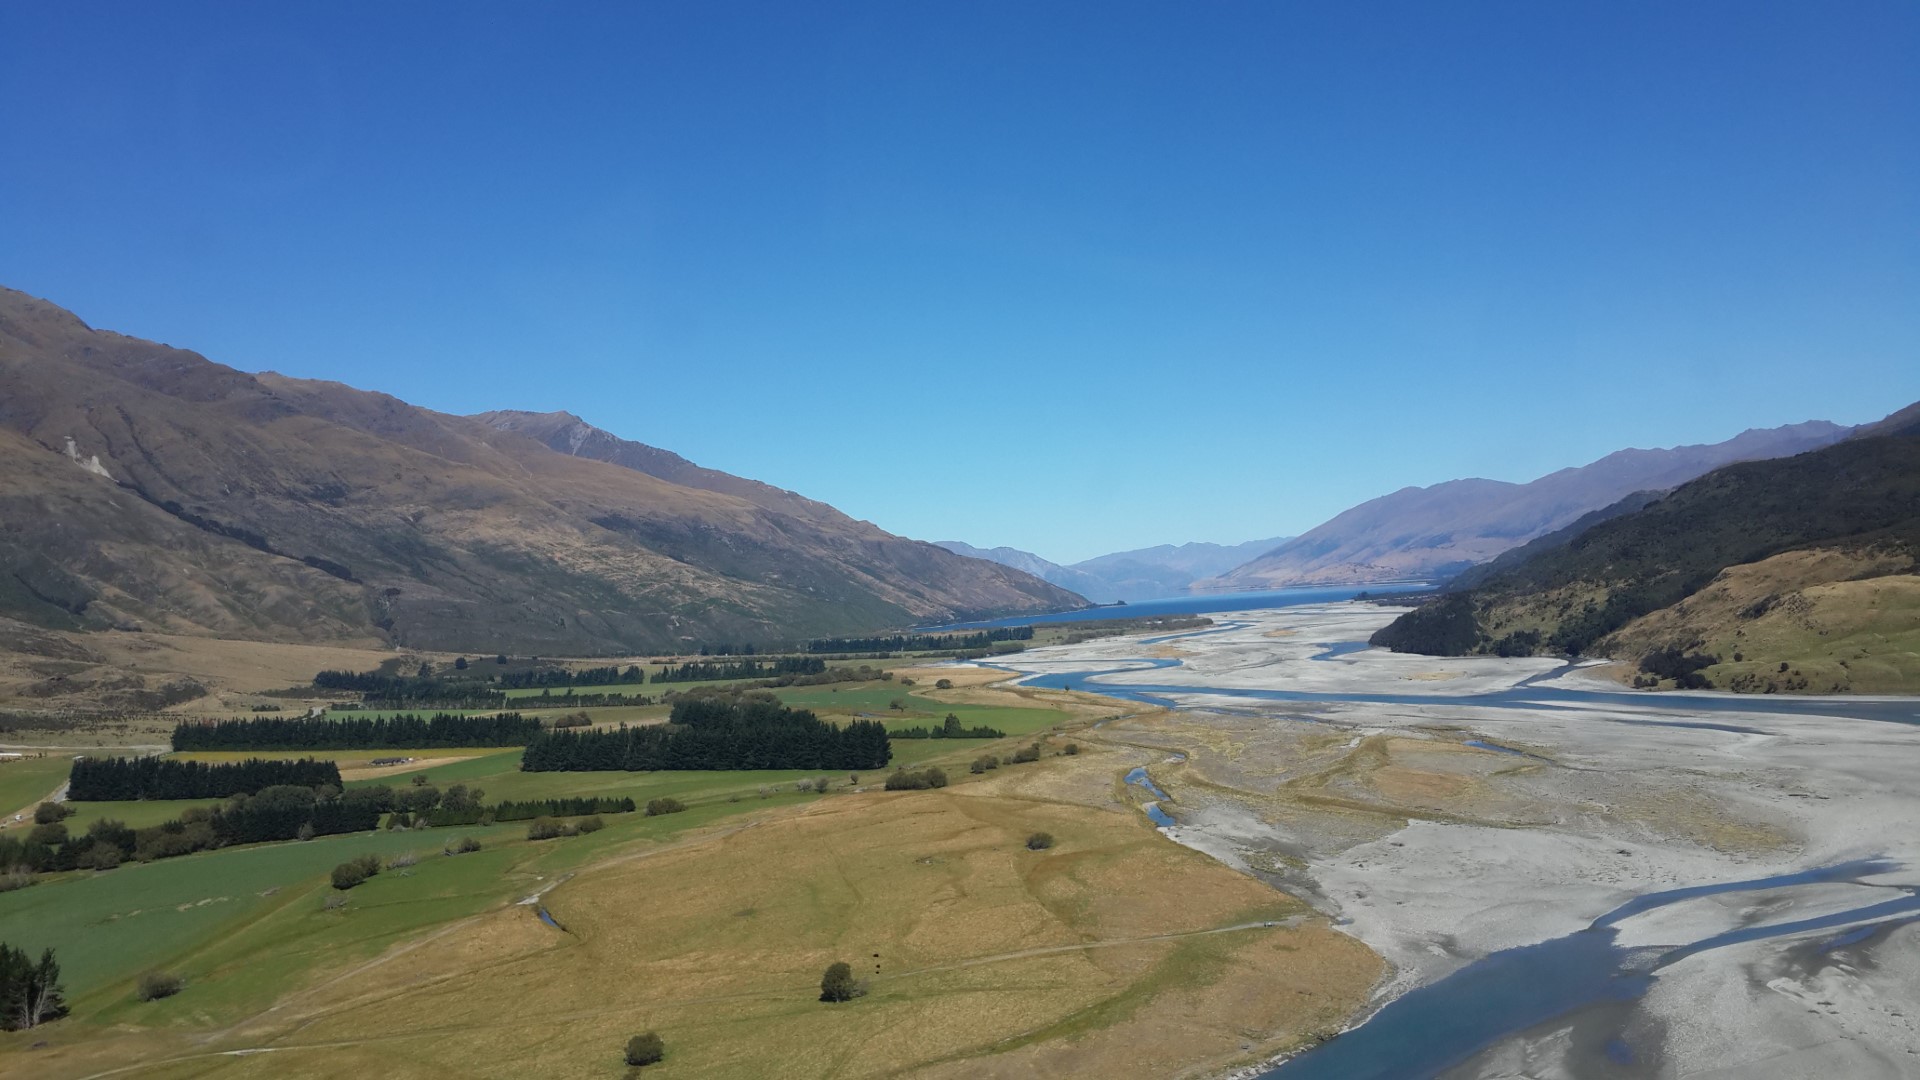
[919,582,1433,632]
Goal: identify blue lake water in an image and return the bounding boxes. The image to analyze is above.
[917,583,1432,632]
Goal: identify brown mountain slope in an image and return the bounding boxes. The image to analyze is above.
[1202,421,1854,589]
[0,286,1081,654]
[472,409,849,526]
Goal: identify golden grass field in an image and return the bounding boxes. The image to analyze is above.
[202,787,1364,1079]
[2,671,1381,1080]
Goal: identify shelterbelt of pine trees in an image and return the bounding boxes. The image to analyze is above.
[68,756,342,801]
[649,657,827,683]
[172,712,542,751]
[520,693,890,772]
[805,626,1034,653]
[423,795,636,826]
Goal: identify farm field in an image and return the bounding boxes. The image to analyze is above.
[5,743,1378,1080]
[772,682,1067,737]
[52,708,1019,855]
[0,793,816,1033]
[1,669,1351,1079]
[0,752,73,821]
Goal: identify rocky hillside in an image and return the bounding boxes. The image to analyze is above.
[1370,405,1920,693]
[0,287,1082,656]
[1204,422,1854,589]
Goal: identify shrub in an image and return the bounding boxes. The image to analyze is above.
[575,815,605,834]
[624,1031,665,1066]
[77,846,123,871]
[322,892,348,911]
[329,853,382,890]
[33,802,72,825]
[1011,744,1042,764]
[445,835,482,855]
[387,851,418,870]
[28,823,67,847]
[137,971,184,1002]
[527,817,564,841]
[645,797,686,817]
[1026,832,1055,851]
[934,678,953,690]
[819,961,858,1003]
[1062,743,1080,756]
[0,868,34,893]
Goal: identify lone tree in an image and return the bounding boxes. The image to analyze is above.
[819,961,857,1003]
[624,1031,665,1066]
[1026,832,1055,851]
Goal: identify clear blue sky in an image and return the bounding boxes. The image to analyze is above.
[3,2,1915,564]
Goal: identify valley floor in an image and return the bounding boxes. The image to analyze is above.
[984,603,1920,1078]
[0,669,1375,1080]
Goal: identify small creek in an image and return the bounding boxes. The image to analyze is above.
[1124,765,1176,828]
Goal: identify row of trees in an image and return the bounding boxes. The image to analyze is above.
[68,756,342,801]
[889,714,1006,739]
[2,786,385,874]
[498,664,648,689]
[422,795,637,827]
[806,626,1034,653]
[650,657,826,683]
[311,669,509,708]
[0,945,64,1030]
[172,713,543,751]
[521,694,891,772]
[0,781,508,879]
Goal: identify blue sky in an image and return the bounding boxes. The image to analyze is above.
[3,2,1915,565]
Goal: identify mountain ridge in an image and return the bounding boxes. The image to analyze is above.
[1202,421,1855,590]
[0,286,1083,658]
[1369,403,1920,693]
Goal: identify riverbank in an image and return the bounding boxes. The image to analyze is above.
[977,602,1920,1078]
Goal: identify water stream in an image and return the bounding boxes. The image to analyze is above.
[998,617,1920,1075]
[1262,862,1918,1079]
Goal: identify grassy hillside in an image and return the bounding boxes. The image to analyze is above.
[1372,414,1920,692]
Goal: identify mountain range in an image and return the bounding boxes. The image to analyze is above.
[935,537,1290,603]
[1201,421,1856,590]
[0,287,1082,657]
[1370,402,1920,694]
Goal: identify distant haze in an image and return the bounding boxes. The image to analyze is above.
[937,538,1290,603]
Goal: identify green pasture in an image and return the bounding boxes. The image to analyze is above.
[0,791,815,1024]
[0,753,72,816]
[774,682,1067,737]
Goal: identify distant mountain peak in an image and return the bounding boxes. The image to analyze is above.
[939,535,1291,603]
[1205,420,1859,590]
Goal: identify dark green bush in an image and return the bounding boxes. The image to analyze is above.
[137,970,184,1002]
[624,1031,665,1066]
